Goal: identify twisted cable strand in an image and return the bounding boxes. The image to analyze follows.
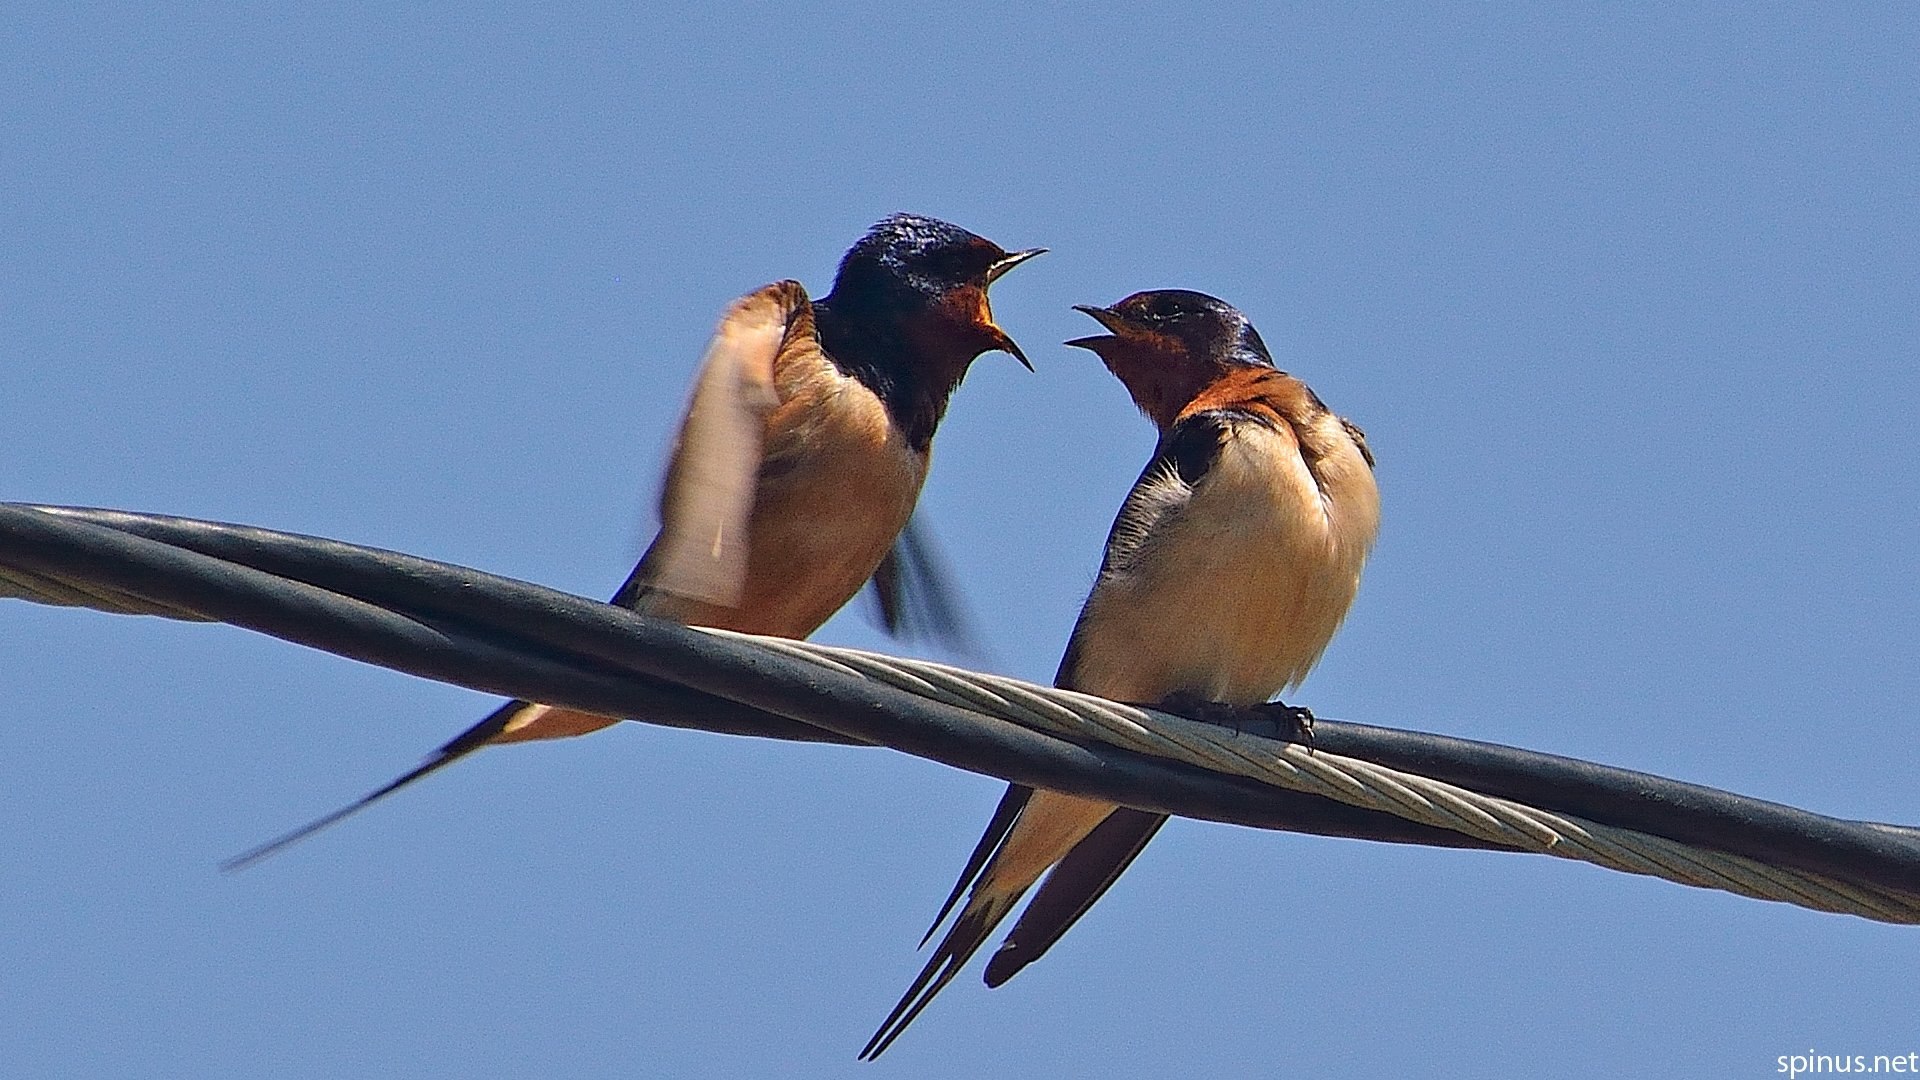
[5,508,1915,922]
[0,567,209,620]
[697,628,1920,924]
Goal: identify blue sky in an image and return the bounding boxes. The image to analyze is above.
[5,5,1918,1077]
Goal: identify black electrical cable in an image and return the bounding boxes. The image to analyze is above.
[1305,721,1920,895]
[0,504,1501,852]
[5,503,1919,900]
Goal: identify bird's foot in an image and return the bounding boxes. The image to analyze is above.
[1251,700,1316,745]
[1150,693,1315,745]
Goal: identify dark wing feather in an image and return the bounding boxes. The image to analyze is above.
[864,514,984,656]
[1055,411,1231,687]
[860,884,1028,1060]
[1162,411,1232,486]
[919,784,1032,946]
[859,786,1035,1058]
[1340,416,1375,469]
[982,807,1168,986]
[969,412,1229,976]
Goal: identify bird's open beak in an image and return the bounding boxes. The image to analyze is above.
[1064,303,1136,351]
[979,248,1043,370]
[985,247,1046,285]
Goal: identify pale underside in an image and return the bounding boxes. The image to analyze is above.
[982,404,1381,903]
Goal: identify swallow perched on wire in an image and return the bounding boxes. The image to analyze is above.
[862,289,1380,1057]
[225,213,1043,870]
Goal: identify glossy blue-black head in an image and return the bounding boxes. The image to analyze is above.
[1066,289,1277,428]
[825,213,1043,369]
[834,213,1038,297]
[1067,289,1273,369]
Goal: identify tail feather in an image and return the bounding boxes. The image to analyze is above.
[983,808,1167,987]
[860,895,1021,1061]
[862,789,1115,1057]
[220,698,526,871]
[920,785,1031,947]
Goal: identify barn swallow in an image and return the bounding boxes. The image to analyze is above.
[224,214,1042,869]
[861,289,1380,1057]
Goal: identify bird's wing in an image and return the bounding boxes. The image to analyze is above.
[864,514,984,657]
[224,283,809,870]
[620,281,799,609]
[966,412,1241,983]
[983,806,1168,986]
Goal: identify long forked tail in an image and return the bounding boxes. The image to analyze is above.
[984,807,1166,986]
[219,698,527,871]
[860,893,1024,1061]
[919,786,1032,946]
[860,787,1116,1059]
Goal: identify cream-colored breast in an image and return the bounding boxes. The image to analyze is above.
[1066,412,1379,706]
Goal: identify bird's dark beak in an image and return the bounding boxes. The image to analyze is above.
[985,247,1046,286]
[977,249,1042,371]
[1065,303,1132,352]
[987,325,1035,371]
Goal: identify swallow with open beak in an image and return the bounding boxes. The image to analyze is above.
[226,213,1042,869]
[862,289,1380,1057]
